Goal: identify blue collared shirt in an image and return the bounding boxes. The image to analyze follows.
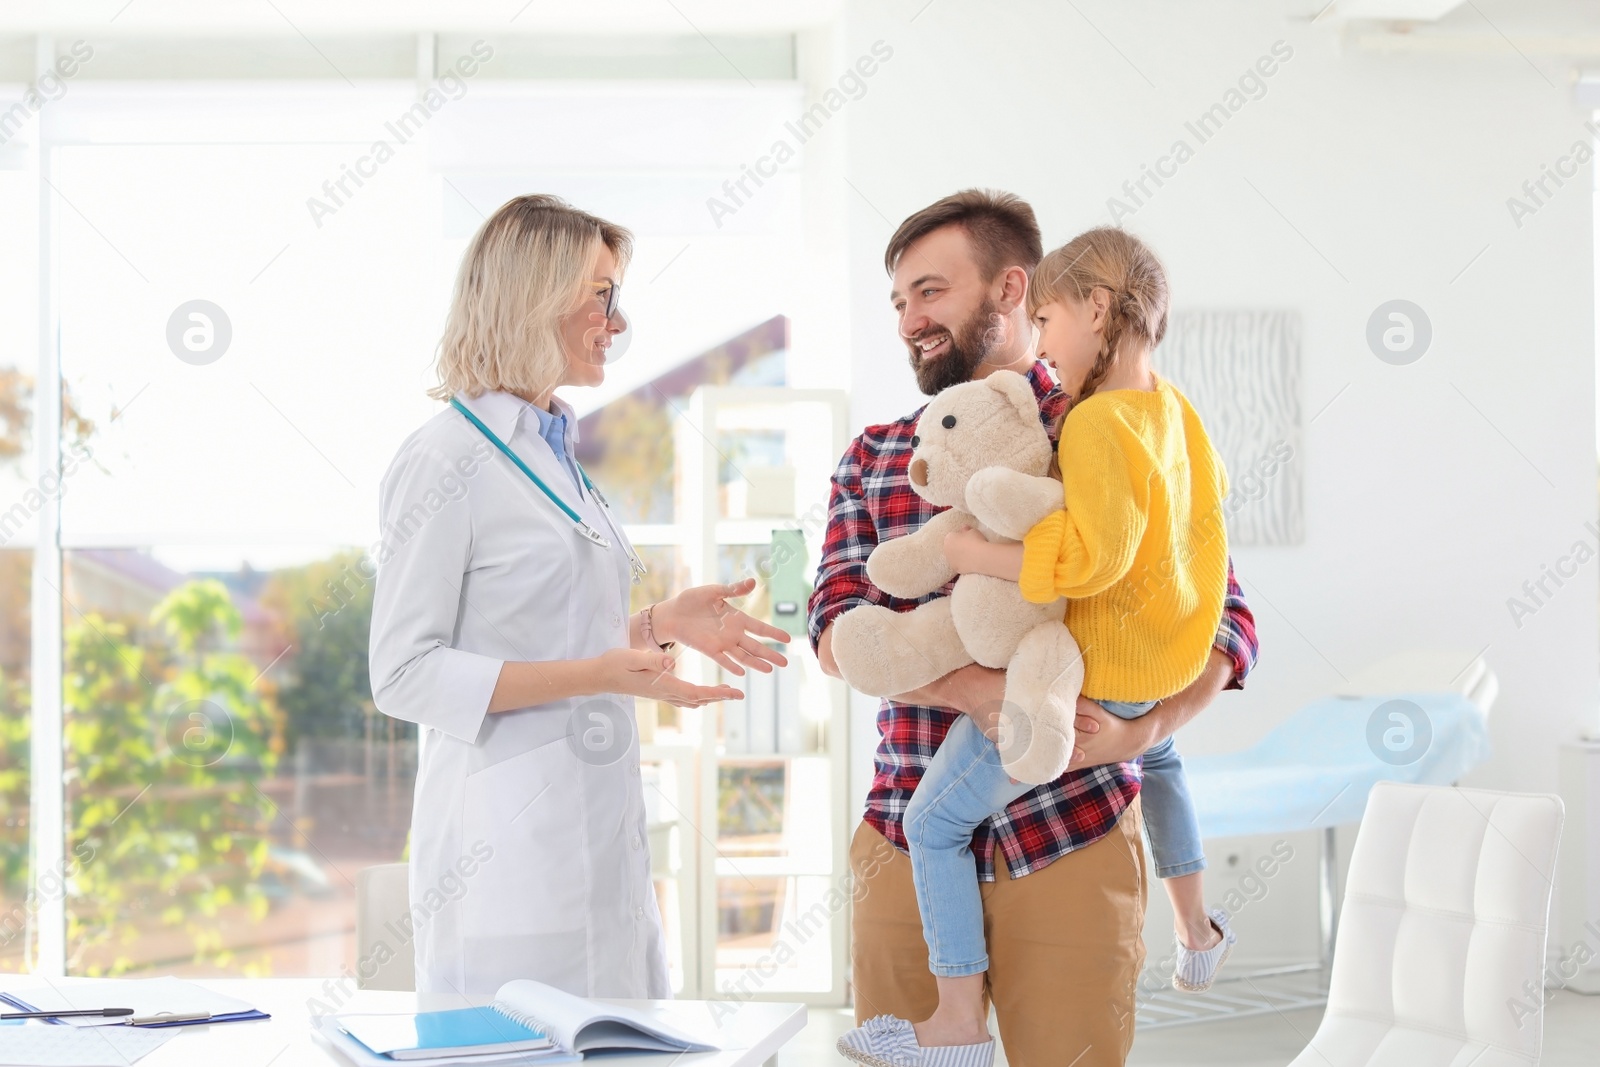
[529,400,583,492]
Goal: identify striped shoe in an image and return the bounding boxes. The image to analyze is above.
[837,1015,995,1067]
[1172,907,1237,993]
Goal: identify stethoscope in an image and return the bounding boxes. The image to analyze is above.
[450,396,648,585]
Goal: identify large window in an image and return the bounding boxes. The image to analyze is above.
[6,64,840,994]
[49,123,443,977]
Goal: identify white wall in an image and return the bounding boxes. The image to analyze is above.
[826,0,1598,966]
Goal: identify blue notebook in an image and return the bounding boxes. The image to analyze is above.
[341,1006,553,1061]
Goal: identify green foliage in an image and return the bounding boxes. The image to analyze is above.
[0,368,97,469]
[64,580,279,975]
[151,579,241,655]
[0,667,28,899]
[259,549,383,744]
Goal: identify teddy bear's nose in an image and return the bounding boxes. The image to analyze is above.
[909,457,929,487]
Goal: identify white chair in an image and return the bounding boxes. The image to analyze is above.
[1289,782,1564,1066]
[355,862,416,991]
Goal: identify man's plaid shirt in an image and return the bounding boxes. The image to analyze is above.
[807,361,1260,880]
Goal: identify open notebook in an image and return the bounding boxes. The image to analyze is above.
[334,979,718,1062]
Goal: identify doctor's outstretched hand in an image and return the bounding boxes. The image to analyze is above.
[652,578,793,677]
[597,648,745,709]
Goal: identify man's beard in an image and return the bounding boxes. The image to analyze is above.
[908,297,1001,396]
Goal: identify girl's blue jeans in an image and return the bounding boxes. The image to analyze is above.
[903,699,1206,977]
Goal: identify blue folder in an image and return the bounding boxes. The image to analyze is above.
[340,1006,552,1059]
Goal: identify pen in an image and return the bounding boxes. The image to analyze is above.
[127,1011,212,1026]
[0,1008,135,1020]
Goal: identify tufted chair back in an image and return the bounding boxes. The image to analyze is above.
[1290,782,1563,1066]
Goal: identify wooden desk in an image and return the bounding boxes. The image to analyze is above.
[0,978,807,1067]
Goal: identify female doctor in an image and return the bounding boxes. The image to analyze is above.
[369,194,790,998]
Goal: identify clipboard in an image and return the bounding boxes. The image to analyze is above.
[0,978,270,1028]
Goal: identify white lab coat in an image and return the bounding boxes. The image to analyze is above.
[368,389,670,999]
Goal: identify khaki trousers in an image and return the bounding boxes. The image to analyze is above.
[848,797,1148,1067]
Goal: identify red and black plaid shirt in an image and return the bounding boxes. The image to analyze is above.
[807,361,1259,880]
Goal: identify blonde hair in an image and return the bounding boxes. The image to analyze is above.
[429,194,632,402]
[1028,226,1169,407]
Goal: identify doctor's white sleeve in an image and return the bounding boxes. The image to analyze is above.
[368,442,502,744]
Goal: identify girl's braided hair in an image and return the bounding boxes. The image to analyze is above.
[1028,227,1170,475]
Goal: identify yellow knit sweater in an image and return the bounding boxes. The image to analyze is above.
[1019,377,1229,702]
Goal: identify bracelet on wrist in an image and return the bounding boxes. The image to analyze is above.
[643,603,676,652]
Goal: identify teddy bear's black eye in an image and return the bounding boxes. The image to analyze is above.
[942,415,957,429]
[910,435,920,448]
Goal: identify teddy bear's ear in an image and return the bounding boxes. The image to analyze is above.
[983,370,1039,426]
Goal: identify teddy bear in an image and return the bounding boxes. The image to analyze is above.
[831,370,1084,785]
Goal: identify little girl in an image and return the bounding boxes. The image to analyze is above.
[838,228,1233,1067]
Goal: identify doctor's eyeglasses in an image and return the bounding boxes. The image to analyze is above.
[586,281,632,364]
[593,281,622,321]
